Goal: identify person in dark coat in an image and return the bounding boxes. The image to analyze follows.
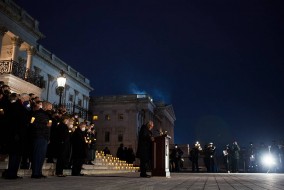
[71,122,88,176]
[204,142,216,173]
[223,144,231,173]
[190,144,200,172]
[231,141,240,173]
[136,120,154,178]
[126,146,136,164]
[54,116,71,177]
[86,127,96,165]
[0,85,11,155]
[4,93,30,179]
[30,101,53,179]
[116,143,125,161]
[103,147,111,155]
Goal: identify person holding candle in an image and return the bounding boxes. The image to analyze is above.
[30,101,53,179]
[71,122,88,176]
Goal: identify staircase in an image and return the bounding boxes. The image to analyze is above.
[0,151,139,177]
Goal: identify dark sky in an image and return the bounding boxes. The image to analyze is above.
[15,0,284,148]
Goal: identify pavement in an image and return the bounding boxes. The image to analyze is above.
[1,172,284,190]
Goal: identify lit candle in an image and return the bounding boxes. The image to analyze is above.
[30,117,35,123]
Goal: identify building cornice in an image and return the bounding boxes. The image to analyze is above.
[0,0,45,40]
[35,45,93,91]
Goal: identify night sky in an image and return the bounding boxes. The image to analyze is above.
[15,0,284,148]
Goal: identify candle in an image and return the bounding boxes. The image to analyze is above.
[30,117,35,123]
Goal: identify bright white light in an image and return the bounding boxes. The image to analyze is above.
[261,154,276,167]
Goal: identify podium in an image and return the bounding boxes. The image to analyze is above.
[152,134,171,177]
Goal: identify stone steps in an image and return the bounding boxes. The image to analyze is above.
[0,151,139,177]
[0,162,138,177]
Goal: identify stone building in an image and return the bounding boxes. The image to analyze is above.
[0,0,93,118]
[91,94,176,156]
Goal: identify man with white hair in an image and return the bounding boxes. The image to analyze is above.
[136,120,154,178]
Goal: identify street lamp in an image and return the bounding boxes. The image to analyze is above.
[57,70,66,107]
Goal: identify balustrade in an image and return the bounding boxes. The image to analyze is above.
[0,60,44,88]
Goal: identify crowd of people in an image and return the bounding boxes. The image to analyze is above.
[1,81,284,179]
[0,82,96,179]
[170,144,184,172]
[187,140,284,173]
[115,143,136,164]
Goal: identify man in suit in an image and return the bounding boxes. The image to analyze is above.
[136,120,154,178]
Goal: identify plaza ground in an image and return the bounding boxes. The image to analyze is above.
[1,172,284,190]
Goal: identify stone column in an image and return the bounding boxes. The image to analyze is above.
[46,74,54,101]
[85,96,90,120]
[26,46,36,70]
[11,36,23,61]
[64,84,70,105]
[25,46,37,79]
[0,26,8,57]
[85,96,90,110]
[73,90,79,114]
[82,95,86,109]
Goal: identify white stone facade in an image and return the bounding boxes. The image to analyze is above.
[0,0,93,117]
[91,94,176,156]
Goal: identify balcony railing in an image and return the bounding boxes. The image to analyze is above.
[53,102,92,121]
[0,60,44,88]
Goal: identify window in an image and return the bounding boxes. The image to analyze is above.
[78,99,82,106]
[69,94,73,102]
[105,132,110,142]
[118,134,123,142]
[105,114,110,120]
[93,115,98,121]
[118,114,124,120]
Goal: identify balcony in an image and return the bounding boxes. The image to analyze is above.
[53,102,92,121]
[0,60,44,88]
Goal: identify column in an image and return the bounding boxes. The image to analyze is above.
[0,26,8,57]
[26,46,36,70]
[84,96,90,120]
[46,74,54,101]
[25,46,37,79]
[73,90,79,114]
[86,96,90,110]
[82,95,86,109]
[64,84,70,105]
[11,36,23,61]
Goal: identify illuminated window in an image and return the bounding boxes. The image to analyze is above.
[118,114,124,120]
[105,132,110,142]
[93,115,98,121]
[105,114,110,120]
[118,134,123,142]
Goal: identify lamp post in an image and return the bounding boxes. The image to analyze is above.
[57,70,66,107]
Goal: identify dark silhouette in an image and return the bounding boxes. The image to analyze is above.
[136,121,154,178]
